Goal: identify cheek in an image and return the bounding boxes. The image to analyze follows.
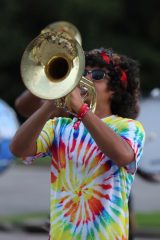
[94,82,107,92]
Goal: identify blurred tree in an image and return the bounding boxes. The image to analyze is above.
[0,0,159,110]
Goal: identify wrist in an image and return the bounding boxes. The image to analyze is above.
[77,103,90,119]
[73,103,90,130]
[73,102,84,114]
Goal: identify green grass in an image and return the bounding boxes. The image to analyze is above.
[1,212,160,229]
[0,212,48,225]
[136,212,160,228]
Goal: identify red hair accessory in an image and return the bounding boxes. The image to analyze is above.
[119,67,128,87]
[100,51,110,64]
[99,48,128,88]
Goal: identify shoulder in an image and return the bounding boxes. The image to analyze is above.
[103,115,145,136]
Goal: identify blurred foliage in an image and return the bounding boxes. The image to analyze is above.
[0,211,160,229]
[136,212,160,228]
[0,0,160,109]
[0,211,48,224]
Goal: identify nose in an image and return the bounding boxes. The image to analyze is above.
[85,72,92,81]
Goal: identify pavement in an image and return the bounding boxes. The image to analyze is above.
[0,164,50,216]
[0,164,160,240]
[132,174,160,213]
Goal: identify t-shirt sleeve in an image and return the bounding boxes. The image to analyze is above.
[36,118,56,154]
[119,119,145,174]
[23,118,57,165]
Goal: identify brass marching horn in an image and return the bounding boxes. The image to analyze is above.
[20,21,96,113]
[41,21,82,45]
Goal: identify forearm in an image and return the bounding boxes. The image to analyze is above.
[10,101,54,157]
[15,90,68,118]
[82,111,134,167]
[15,90,43,118]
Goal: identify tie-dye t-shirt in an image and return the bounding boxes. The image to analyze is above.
[32,115,145,240]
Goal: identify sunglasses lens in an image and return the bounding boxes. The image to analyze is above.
[83,69,106,80]
[92,70,105,80]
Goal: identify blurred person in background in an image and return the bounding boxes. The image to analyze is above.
[0,99,19,174]
[11,48,145,240]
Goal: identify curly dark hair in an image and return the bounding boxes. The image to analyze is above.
[85,48,140,119]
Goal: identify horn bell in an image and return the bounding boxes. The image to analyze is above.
[41,21,82,45]
[20,31,85,100]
